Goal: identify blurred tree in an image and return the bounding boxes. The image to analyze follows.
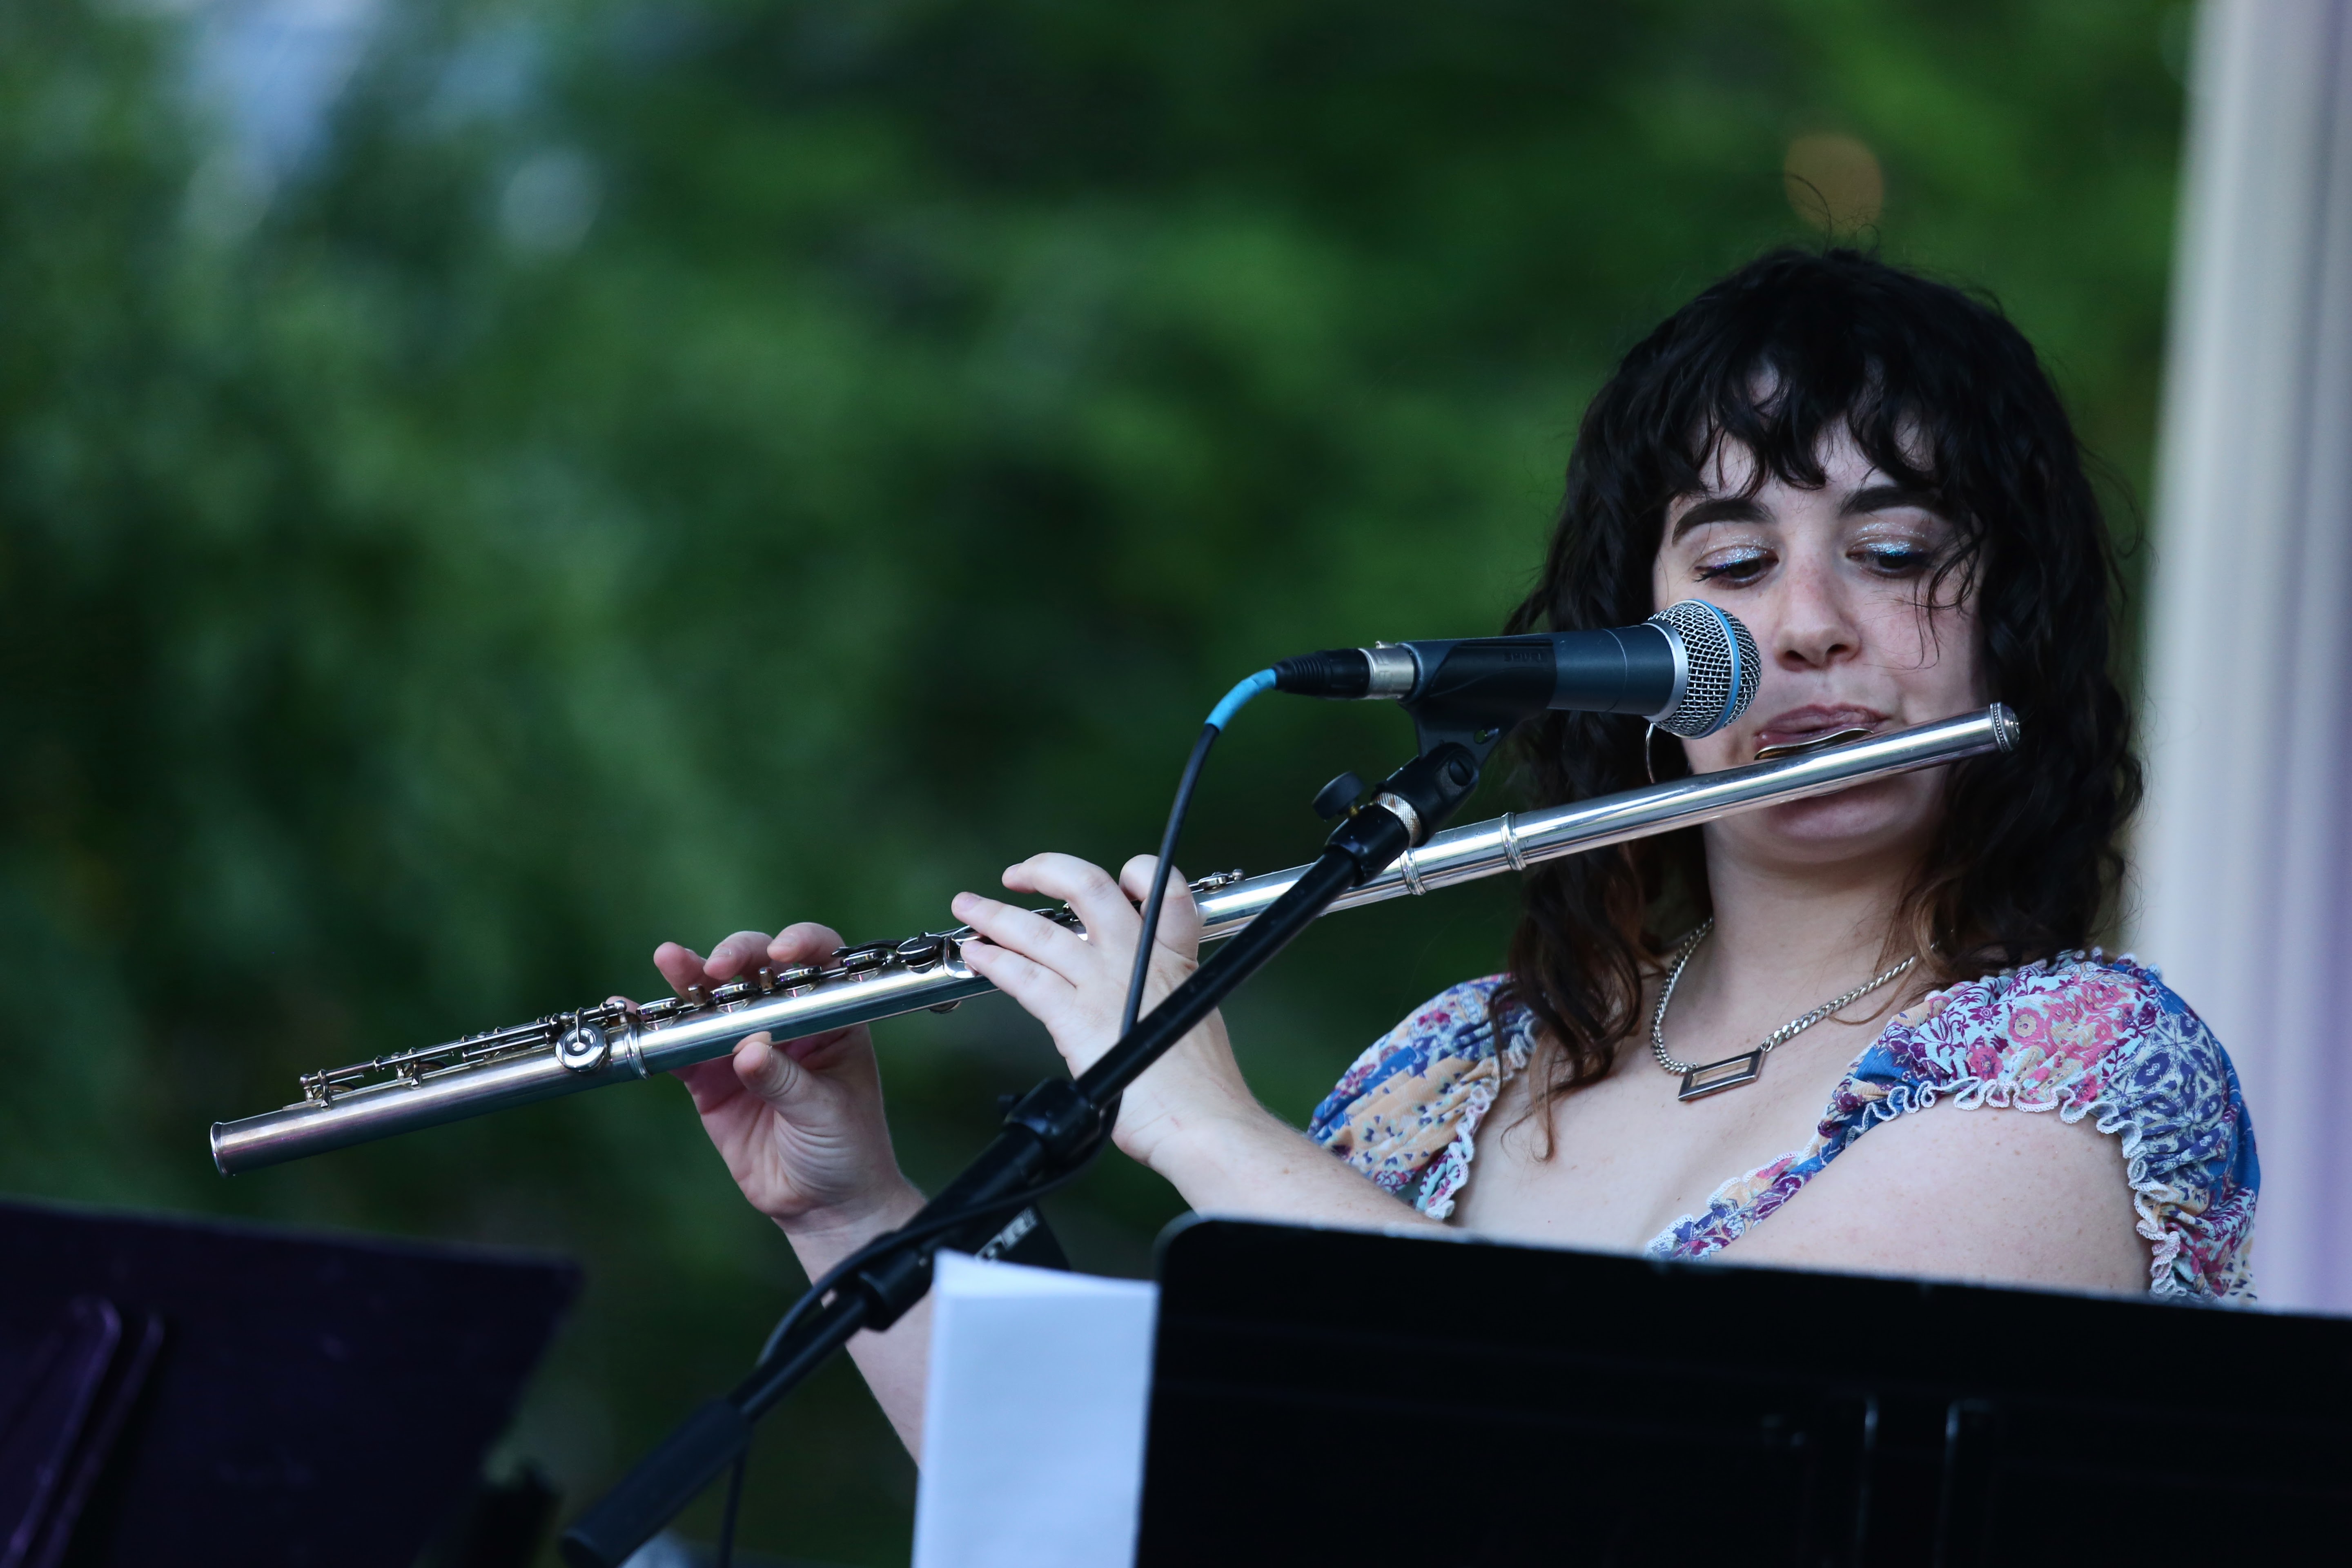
[0,0,2183,1559]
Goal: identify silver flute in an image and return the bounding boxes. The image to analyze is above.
[211,705,2018,1174]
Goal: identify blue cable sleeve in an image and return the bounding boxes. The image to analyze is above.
[1206,668,1277,731]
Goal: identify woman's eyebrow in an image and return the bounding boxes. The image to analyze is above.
[1840,483,1944,518]
[1668,495,1768,538]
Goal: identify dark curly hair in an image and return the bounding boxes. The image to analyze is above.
[1501,247,2139,1115]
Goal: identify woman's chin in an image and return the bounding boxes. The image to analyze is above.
[1719,783,1940,866]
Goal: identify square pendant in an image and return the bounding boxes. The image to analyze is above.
[1679,1049,1764,1102]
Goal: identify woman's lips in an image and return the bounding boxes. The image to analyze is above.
[1751,705,1887,751]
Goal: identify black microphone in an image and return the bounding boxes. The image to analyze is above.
[1270,599,1761,739]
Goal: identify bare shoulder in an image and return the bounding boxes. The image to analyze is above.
[1722,1100,2147,1294]
[1662,955,2254,1301]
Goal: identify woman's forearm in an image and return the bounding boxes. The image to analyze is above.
[779,1180,934,1455]
[777,1108,1428,1461]
[1148,1106,1447,1232]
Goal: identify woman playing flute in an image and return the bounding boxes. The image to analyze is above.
[657,248,2256,1449]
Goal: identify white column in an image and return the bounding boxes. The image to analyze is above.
[2135,0,2352,1313]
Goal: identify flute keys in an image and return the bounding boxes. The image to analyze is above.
[894,935,947,971]
[557,1016,612,1073]
[832,942,895,976]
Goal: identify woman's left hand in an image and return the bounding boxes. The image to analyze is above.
[949,853,1259,1175]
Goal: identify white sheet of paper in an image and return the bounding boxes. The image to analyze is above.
[912,1253,1160,1568]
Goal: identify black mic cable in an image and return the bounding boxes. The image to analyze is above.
[1118,670,1274,1036]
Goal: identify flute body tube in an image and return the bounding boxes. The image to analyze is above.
[210,705,2018,1174]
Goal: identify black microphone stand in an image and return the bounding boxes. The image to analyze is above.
[561,728,1492,1568]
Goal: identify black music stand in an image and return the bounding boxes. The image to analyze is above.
[0,1197,578,1568]
[1138,1217,2350,1567]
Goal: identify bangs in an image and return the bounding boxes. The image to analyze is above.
[1626,256,2013,607]
[1673,349,1941,507]
[1622,254,2020,530]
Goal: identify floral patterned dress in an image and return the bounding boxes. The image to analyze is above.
[1307,953,2258,1301]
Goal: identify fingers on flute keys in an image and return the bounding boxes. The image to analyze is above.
[655,923,845,996]
[1117,853,1203,950]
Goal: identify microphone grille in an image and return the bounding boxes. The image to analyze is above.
[1646,600,1761,739]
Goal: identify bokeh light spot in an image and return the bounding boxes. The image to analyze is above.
[1784,133,1884,235]
[500,149,602,255]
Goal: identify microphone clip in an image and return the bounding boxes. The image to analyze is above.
[1399,698,1515,770]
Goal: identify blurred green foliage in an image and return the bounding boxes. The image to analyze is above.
[0,0,2183,1559]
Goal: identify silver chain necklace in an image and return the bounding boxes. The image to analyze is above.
[1651,919,1918,1102]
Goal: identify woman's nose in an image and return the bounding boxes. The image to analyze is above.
[1771,560,1861,670]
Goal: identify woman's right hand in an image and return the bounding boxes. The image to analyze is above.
[656,922,922,1240]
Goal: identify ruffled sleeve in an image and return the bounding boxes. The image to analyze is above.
[1308,977,1531,1219]
[1762,954,2259,1300]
